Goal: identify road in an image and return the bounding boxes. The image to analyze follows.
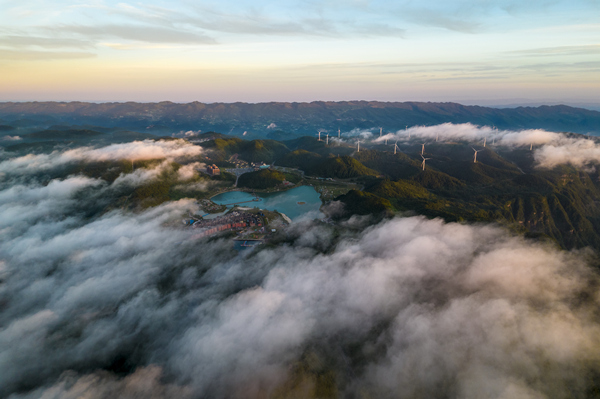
[225,167,254,187]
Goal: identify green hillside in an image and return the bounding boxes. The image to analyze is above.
[410,169,466,190]
[237,169,288,189]
[305,156,378,179]
[368,179,431,200]
[276,149,323,170]
[353,150,422,179]
[203,138,289,163]
[238,139,289,163]
[336,190,393,216]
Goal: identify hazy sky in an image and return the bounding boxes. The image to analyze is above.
[0,0,599,103]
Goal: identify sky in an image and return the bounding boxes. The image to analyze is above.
[0,0,599,104]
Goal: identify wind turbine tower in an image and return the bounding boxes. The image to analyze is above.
[326,133,329,145]
[530,142,533,151]
[357,139,360,152]
[393,141,399,155]
[338,128,341,139]
[483,137,487,147]
[421,143,425,155]
[472,147,480,163]
[317,131,322,141]
[421,154,431,171]
[380,127,383,137]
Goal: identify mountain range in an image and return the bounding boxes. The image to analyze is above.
[1,101,600,137]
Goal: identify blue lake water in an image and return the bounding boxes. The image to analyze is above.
[211,185,323,221]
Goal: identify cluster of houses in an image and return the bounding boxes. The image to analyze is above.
[192,222,248,238]
[190,211,265,239]
[228,154,249,168]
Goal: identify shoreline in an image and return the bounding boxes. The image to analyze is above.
[209,183,309,201]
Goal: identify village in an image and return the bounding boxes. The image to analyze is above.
[186,205,288,247]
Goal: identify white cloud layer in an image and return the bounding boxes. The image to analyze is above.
[1,165,600,398]
[0,139,202,176]
[373,123,600,169]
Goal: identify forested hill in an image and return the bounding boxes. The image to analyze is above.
[1,101,599,137]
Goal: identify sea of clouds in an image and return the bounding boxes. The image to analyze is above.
[0,139,203,177]
[367,123,600,169]
[1,137,600,398]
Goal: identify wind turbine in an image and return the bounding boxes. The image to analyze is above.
[392,141,399,154]
[317,131,322,141]
[530,142,533,151]
[338,128,341,139]
[483,137,487,147]
[472,147,480,163]
[385,138,388,145]
[421,154,431,171]
[326,133,329,145]
[420,143,425,155]
[357,139,360,152]
[380,127,383,137]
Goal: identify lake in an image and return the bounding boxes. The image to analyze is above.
[211,185,323,221]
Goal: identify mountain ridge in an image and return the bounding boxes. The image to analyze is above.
[1,101,599,137]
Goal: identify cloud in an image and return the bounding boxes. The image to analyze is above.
[3,131,600,398]
[401,8,482,33]
[497,128,563,146]
[54,24,217,45]
[507,44,600,57]
[372,123,600,169]
[534,138,600,169]
[375,123,495,143]
[22,366,192,399]
[110,165,163,187]
[2,135,21,140]
[374,123,568,147]
[174,180,214,194]
[176,162,204,181]
[0,139,203,177]
[341,127,376,140]
[0,49,96,60]
[0,175,102,229]
[2,157,600,398]
[34,2,405,42]
[0,35,94,49]
[168,131,202,139]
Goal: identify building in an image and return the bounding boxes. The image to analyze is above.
[207,164,220,176]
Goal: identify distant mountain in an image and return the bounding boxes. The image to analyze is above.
[1,101,599,137]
